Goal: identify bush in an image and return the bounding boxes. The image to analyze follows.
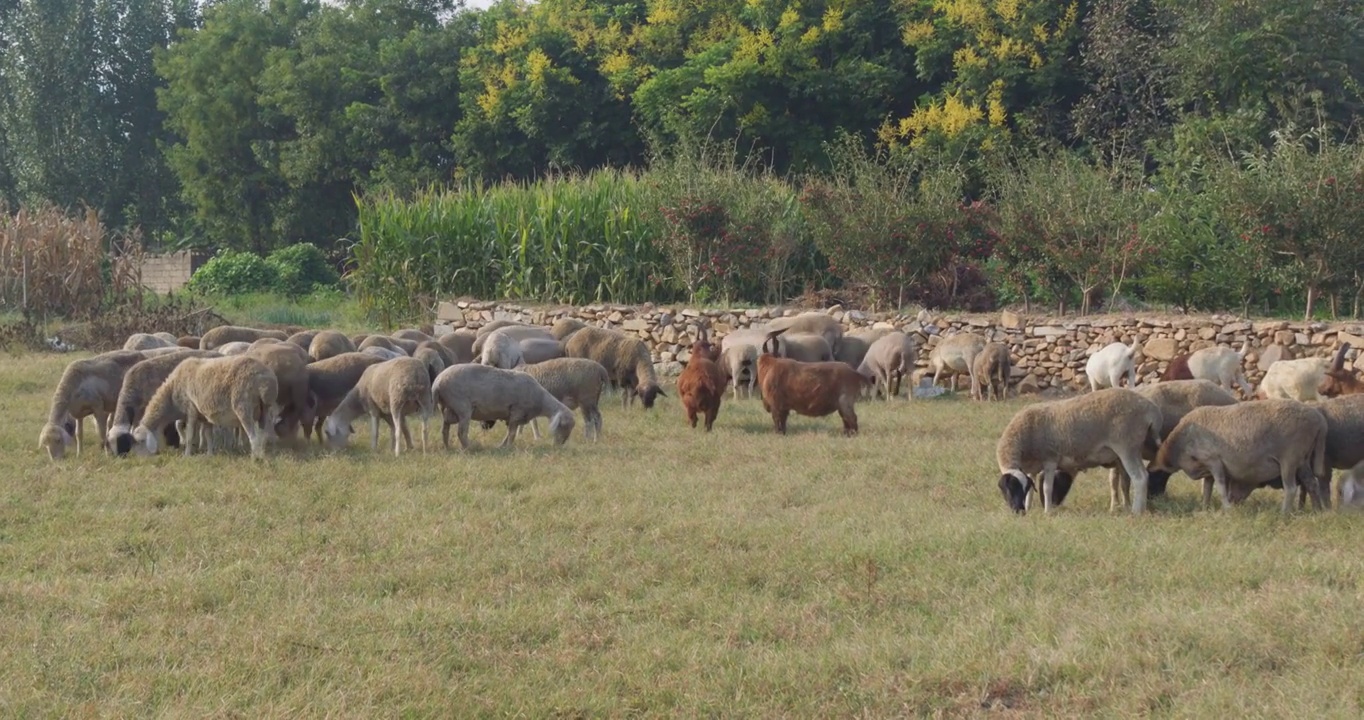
[187,249,281,296]
[267,242,339,296]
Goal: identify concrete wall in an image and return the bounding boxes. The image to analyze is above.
[140,251,209,294]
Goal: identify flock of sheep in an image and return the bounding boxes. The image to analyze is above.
[34,307,1364,516]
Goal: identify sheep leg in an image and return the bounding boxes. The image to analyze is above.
[457,417,472,450]
[183,411,198,458]
[500,422,520,448]
[528,417,542,440]
[95,413,109,453]
[394,416,410,456]
[1299,466,1324,511]
[838,402,858,437]
[74,416,84,456]
[704,406,717,432]
[369,414,381,451]
[1108,468,1124,512]
[1210,464,1232,510]
[1117,449,1149,514]
[1041,469,1057,514]
[1279,464,1300,515]
[441,419,452,450]
[589,408,603,441]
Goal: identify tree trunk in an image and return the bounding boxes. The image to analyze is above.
[1304,285,1317,321]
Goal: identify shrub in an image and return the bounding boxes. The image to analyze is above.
[267,242,339,296]
[187,249,281,296]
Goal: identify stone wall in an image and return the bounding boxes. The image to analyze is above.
[139,251,209,294]
[435,300,1364,392]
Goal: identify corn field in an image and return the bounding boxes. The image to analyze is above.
[350,170,674,324]
[0,206,145,320]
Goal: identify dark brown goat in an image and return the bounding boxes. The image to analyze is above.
[1161,354,1194,381]
[677,326,729,431]
[1320,343,1364,397]
[757,329,873,436]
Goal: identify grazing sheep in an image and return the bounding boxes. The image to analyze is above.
[474,319,525,340]
[1085,340,1141,391]
[247,343,313,439]
[925,332,986,391]
[1136,380,1240,497]
[858,331,917,400]
[519,358,609,442]
[1340,461,1364,510]
[177,335,201,348]
[563,326,666,409]
[139,346,190,358]
[123,333,177,351]
[392,328,434,343]
[518,337,565,365]
[1258,357,1329,401]
[1161,354,1194,381]
[677,327,729,431]
[362,346,406,361]
[550,317,590,341]
[251,336,310,362]
[1154,399,1327,513]
[1223,394,1364,510]
[359,335,406,356]
[286,330,318,351]
[350,333,369,347]
[413,344,446,382]
[133,355,279,459]
[432,363,576,449]
[835,327,891,369]
[107,349,220,456]
[387,336,420,355]
[767,331,834,363]
[471,324,554,357]
[303,352,386,443]
[757,329,871,435]
[768,312,843,353]
[152,332,179,344]
[478,328,525,369]
[199,325,289,350]
[996,388,1163,515]
[1187,344,1254,397]
[1319,343,1364,397]
[436,329,476,365]
[323,357,433,455]
[417,340,459,369]
[308,330,357,362]
[38,350,149,460]
[971,342,1010,401]
[216,341,253,356]
[720,343,760,399]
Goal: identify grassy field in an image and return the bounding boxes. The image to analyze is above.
[3,353,1363,717]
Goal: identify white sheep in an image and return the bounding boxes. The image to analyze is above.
[123,333,177,351]
[432,363,576,449]
[323,357,433,455]
[132,354,280,459]
[857,331,916,400]
[1085,340,1141,391]
[107,349,220,456]
[720,343,759,399]
[996,388,1163,515]
[1187,344,1254,396]
[519,357,609,441]
[478,328,526,369]
[38,349,148,460]
[216,341,253,356]
[471,324,555,357]
[1258,357,1329,401]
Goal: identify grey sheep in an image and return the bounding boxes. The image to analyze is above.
[471,324,554,357]
[720,344,759,399]
[519,357,608,441]
[996,388,1163,515]
[309,330,357,362]
[417,340,459,369]
[436,329,476,365]
[518,337,565,365]
[323,357,433,455]
[971,342,1011,401]
[38,349,149,460]
[563,326,665,409]
[362,346,406,361]
[835,327,891,369]
[858,331,917,400]
[358,335,407,356]
[478,329,525,369]
[133,354,280,459]
[393,328,434,343]
[199,325,289,350]
[432,363,576,449]
[303,352,386,443]
[413,344,447,382]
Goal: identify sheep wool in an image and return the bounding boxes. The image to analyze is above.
[432,363,575,449]
[323,357,432,455]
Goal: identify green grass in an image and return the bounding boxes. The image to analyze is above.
[4,354,1364,716]
[202,291,371,332]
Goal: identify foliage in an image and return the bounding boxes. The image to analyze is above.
[0,204,145,321]
[266,242,340,297]
[186,249,282,297]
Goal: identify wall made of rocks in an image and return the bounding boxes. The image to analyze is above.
[435,300,1364,392]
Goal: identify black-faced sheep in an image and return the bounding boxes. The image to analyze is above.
[996,388,1162,515]
[38,349,149,460]
[757,329,871,436]
[432,363,575,449]
[133,354,280,459]
[107,349,220,456]
[323,357,433,455]
[563,326,665,409]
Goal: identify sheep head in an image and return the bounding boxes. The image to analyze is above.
[322,416,354,449]
[38,421,72,460]
[636,382,665,408]
[997,470,1033,514]
[548,409,576,445]
[1319,343,1364,397]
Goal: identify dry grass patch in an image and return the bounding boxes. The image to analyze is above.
[2,353,1364,716]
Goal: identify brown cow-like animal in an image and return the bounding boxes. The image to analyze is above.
[677,326,729,431]
[1319,343,1364,397]
[757,329,873,436]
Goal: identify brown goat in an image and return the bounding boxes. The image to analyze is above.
[1320,343,1364,397]
[757,329,873,436]
[1161,354,1194,381]
[677,326,729,431]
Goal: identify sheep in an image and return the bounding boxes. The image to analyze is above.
[431,363,575,449]
[550,317,590,341]
[417,340,459,369]
[720,343,760,399]
[971,342,1011,401]
[1186,344,1253,397]
[474,319,525,340]
[563,326,666,409]
[412,344,446,382]
[1135,380,1240,497]
[767,331,834,363]
[350,333,369,347]
[286,330,318,351]
[133,354,279,459]
[757,329,871,436]
[123,333,176,351]
[302,352,386,443]
[478,329,525,369]
[858,331,916,400]
[38,350,149,460]
[251,336,310,363]
[518,337,565,365]
[107,349,221,456]
[216,341,253,356]
[1215,395,1364,509]
[768,311,843,353]
[1258,357,1329,401]
[199,325,289,350]
[519,358,608,442]
[436,329,476,365]
[392,328,434,343]
[139,346,190,358]
[176,335,201,348]
[1085,340,1141,391]
[924,332,986,391]
[362,346,406,361]
[471,324,554,357]
[1161,354,1194,381]
[152,332,179,345]
[247,343,313,440]
[387,336,420,355]
[308,330,357,362]
[995,388,1163,515]
[358,335,407,356]
[1319,343,1364,397]
[835,327,891,369]
[1154,400,1328,513]
[323,357,432,455]
[1340,461,1364,510]
[677,326,729,431]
